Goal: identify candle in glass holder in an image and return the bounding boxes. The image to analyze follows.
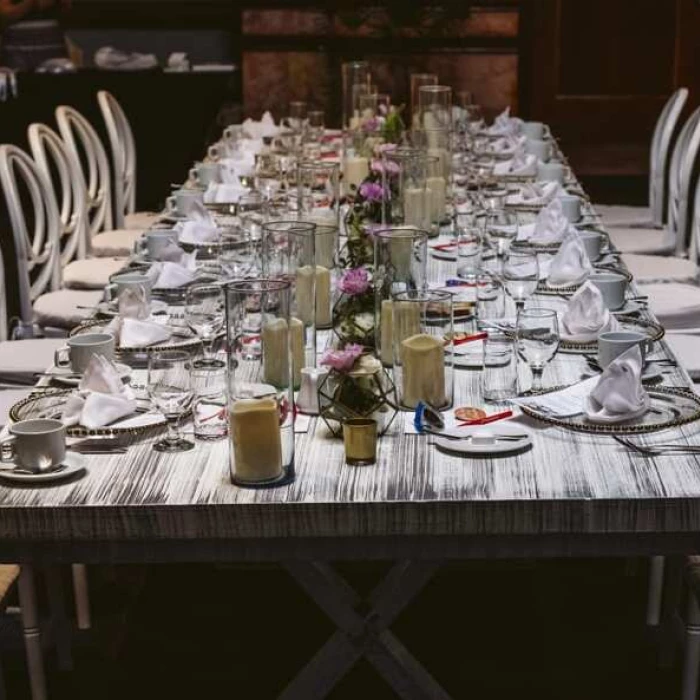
[296,265,331,328]
[400,333,446,409]
[386,300,421,366]
[262,317,305,388]
[230,398,283,482]
[426,176,447,223]
[403,187,425,228]
[344,156,369,192]
[380,300,394,366]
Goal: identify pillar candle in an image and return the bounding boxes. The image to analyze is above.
[400,333,446,409]
[262,317,305,389]
[230,398,283,482]
[380,300,394,366]
[428,147,450,180]
[296,265,331,328]
[290,317,305,389]
[315,266,332,328]
[426,176,447,223]
[403,187,425,228]
[313,225,337,269]
[344,156,369,192]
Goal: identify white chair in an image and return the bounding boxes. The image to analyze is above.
[0,145,102,336]
[97,90,161,231]
[55,105,148,257]
[596,87,688,229]
[27,123,126,290]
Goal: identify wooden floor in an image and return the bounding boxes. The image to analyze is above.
[0,559,682,699]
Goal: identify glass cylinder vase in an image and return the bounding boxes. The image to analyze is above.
[224,279,296,488]
[297,161,340,227]
[381,147,428,229]
[342,61,371,130]
[391,290,454,411]
[410,73,438,129]
[417,85,453,132]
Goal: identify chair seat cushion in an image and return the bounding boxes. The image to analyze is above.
[665,334,700,379]
[622,254,698,284]
[645,283,700,330]
[63,258,128,290]
[607,227,675,255]
[0,338,66,385]
[0,565,19,605]
[33,289,103,331]
[125,211,162,230]
[595,204,655,229]
[91,229,145,257]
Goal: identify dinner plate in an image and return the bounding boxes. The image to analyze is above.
[432,424,532,455]
[583,403,650,425]
[94,299,168,318]
[0,452,86,484]
[430,248,458,261]
[46,363,132,387]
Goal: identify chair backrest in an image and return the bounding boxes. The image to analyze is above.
[0,145,61,329]
[28,122,88,263]
[650,87,688,227]
[55,105,114,235]
[663,106,700,255]
[97,90,136,228]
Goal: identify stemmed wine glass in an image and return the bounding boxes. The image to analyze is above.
[485,209,518,257]
[148,350,195,452]
[516,308,560,392]
[502,250,539,311]
[185,284,225,367]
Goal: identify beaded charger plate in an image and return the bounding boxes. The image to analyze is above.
[520,386,700,435]
[9,390,167,438]
[537,267,632,296]
[558,316,665,353]
[70,319,202,354]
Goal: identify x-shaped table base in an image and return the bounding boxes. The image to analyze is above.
[281,560,451,700]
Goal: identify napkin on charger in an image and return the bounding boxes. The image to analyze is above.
[241,111,280,140]
[545,230,593,287]
[146,251,198,289]
[585,345,650,423]
[493,150,538,177]
[176,201,220,244]
[561,281,618,341]
[517,199,574,245]
[106,316,172,348]
[203,157,251,204]
[490,134,527,156]
[62,355,137,429]
[509,181,563,208]
[485,107,523,137]
[118,285,150,320]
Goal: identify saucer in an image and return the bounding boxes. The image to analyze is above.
[432,424,532,455]
[0,452,86,484]
[46,363,132,387]
[611,300,646,316]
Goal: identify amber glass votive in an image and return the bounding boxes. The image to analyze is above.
[343,419,378,466]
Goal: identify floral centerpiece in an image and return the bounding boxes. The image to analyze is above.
[318,344,398,437]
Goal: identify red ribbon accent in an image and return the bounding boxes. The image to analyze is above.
[452,332,488,346]
[457,409,513,427]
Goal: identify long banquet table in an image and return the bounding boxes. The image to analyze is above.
[4,138,700,700]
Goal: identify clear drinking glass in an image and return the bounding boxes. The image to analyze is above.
[225,279,295,487]
[476,272,506,329]
[417,85,452,131]
[192,365,228,440]
[288,100,308,133]
[307,110,325,142]
[409,73,438,128]
[485,209,519,257]
[391,290,454,411]
[185,284,225,367]
[148,350,195,453]
[481,332,518,402]
[455,220,482,281]
[342,61,371,129]
[517,308,560,392]
[502,250,539,311]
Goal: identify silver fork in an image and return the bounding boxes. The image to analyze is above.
[613,435,700,456]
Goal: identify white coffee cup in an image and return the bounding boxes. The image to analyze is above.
[537,162,566,184]
[0,418,66,471]
[558,194,581,223]
[55,332,115,373]
[598,330,653,369]
[525,139,551,162]
[109,272,153,304]
[522,121,546,140]
[589,272,627,311]
[145,229,179,260]
[579,231,603,262]
[166,189,203,217]
[190,162,221,188]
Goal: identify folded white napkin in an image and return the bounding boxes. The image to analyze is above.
[176,201,219,244]
[490,135,527,156]
[546,230,593,287]
[63,355,137,429]
[94,47,158,71]
[585,346,650,423]
[493,150,538,177]
[241,111,280,140]
[517,199,574,245]
[561,282,619,341]
[147,252,198,289]
[485,107,523,137]
[221,153,256,180]
[105,317,171,348]
[118,286,150,320]
[152,240,185,263]
[508,181,563,208]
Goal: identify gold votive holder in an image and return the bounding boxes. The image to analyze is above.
[343,418,378,466]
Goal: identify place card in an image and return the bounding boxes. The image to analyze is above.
[510,376,598,417]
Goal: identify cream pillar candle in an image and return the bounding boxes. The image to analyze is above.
[386,300,422,366]
[230,398,283,482]
[380,300,394,366]
[313,225,337,269]
[403,187,425,228]
[262,317,305,388]
[290,317,305,388]
[389,237,414,280]
[296,265,331,328]
[400,333,446,409]
[428,147,450,180]
[315,266,332,328]
[426,176,447,223]
[344,156,369,192]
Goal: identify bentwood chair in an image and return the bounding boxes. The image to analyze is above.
[618,106,700,281]
[97,90,161,231]
[27,123,127,289]
[596,87,688,230]
[0,145,102,336]
[55,105,147,257]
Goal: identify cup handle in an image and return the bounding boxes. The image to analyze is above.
[189,167,198,185]
[207,145,221,162]
[54,346,70,368]
[0,436,16,464]
[165,195,176,214]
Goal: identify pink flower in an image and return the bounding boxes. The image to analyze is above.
[359,181,384,202]
[338,267,370,295]
[370,158,400,176]
[321,344,364,372]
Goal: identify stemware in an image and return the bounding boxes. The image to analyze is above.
[454,213,482,280]
[185,284,225,367]
[502,250,539,310]
[485,209,518,257]
[516,308,560,392]
[148,350,195,453]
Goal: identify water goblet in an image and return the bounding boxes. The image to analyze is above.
[516,308,560,392]
[185,284,225,367]
[502,250,539,311]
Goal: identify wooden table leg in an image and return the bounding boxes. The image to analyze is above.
[283,560,449,700]
[18,566,47,700]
